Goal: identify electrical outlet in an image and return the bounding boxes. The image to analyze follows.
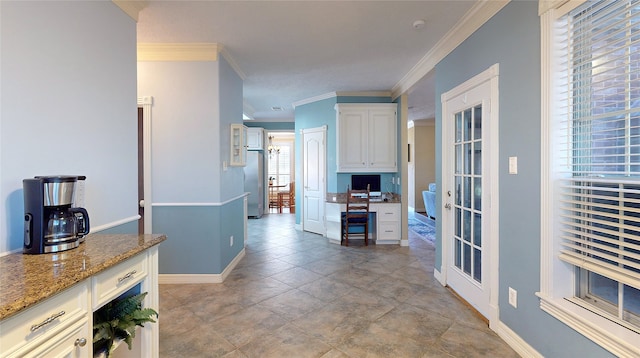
[509,287,518,308]
[230,235,234,247]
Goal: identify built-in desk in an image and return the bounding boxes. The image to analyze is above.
[325,193,401,244]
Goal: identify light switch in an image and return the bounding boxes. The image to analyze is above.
[509,156,518,174]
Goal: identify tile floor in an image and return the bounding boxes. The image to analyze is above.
[158,214,519,357]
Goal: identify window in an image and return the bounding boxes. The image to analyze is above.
[541,0,640,355]
[267,135,294,187]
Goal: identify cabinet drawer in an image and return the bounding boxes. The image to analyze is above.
[377,205,400,221]
[377,222,400,240]
[93,253,147,309]
[25,319,89,358]
[0,282,88,357]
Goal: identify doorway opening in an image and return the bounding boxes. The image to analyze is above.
[266,132,295,214]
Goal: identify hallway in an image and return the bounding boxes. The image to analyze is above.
[158,214,518,357]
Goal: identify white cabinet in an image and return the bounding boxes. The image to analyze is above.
[230,124,248,166]
[335,103,397,172]
[246,127,264,150]
[0,247,160,358]
[376,204,401,242]
[0,283,90,358]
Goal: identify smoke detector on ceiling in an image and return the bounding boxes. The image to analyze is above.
[413,19,425,30]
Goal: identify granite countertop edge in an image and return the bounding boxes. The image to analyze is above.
[0,233,166,321]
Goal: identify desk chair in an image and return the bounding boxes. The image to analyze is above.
[341,186,370,246]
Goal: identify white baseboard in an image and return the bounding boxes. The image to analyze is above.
[495,320,543,358]
[159,248,245,284]
[434,268,445,286]
[400,239,409,246]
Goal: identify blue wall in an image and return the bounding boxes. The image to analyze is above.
[294,95,398,224]
[435,1,610,356]
[139,55,245,276]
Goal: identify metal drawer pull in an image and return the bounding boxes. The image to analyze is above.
[30,311,65,332]
[74,338,87,347]
[118,270,137,283]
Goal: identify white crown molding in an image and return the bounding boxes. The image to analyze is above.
[220,47,247,80]
[293,92,338,108]
[137,43,246,80]
[243,100,256,120]
[137,43,221,62]
[112,0,147,22]
[292,91,392,108]
[391,0,510,99]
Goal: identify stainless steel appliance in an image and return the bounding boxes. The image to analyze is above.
[23,175,90,254]
[244,151,264,218]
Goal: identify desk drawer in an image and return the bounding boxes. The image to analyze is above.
[0,282,88,357]
[93,253,147,309]
[378,222,400,240]
[377,205,400,222]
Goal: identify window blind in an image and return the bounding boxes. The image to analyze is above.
[558,0,640,291]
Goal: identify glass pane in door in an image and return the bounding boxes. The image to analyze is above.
[453,104,483,284]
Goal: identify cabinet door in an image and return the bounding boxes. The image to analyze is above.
[337,109,367,172]
[368,108,397,171]
[230,124,247,166]
[246,128,264,150]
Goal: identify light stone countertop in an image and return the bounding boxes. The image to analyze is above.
[0,233,166,321]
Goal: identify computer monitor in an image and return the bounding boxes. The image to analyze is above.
[351,174,381,192]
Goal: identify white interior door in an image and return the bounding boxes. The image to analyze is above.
[442,66,498,321]
[302,127,326,235]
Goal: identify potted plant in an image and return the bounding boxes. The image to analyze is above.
[93,292,158,357]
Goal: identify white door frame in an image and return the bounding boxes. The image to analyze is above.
[137,96,153,234]
[301,126,326,235]
[440,64,500,327]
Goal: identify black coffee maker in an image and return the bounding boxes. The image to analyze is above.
[23,176,90,254]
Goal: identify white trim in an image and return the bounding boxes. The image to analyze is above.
[152,193,248,207]
[392,1,509,99]
[138,96,153,234]
[400,239,409,247]
[219,47,247,80]
[441,64,500,324]
[159,249,246,284]
[434,268,445,286]
[292,91,391,108]
[91,215,140,233]
[538,295,640,357]
[112,0,146,22]
[495,320,544,358]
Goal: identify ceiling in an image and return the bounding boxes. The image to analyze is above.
[136,1,478,122]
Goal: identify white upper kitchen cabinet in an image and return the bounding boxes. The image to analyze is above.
[335,103,397,172]
[246,127,264,150]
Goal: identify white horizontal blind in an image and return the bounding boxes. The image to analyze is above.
[558,0,640,290]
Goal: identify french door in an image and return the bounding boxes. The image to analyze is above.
[442,65,498,321]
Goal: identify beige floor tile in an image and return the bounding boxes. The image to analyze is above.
[159,213,519,357]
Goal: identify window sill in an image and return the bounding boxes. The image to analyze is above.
[537,292,640,357]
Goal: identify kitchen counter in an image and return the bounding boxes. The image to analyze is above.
[0,233,166,321]
[326,192,401,204]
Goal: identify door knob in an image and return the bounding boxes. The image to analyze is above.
[74,338,87,347]
[139,200,145,207]
[444,203,452,210]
